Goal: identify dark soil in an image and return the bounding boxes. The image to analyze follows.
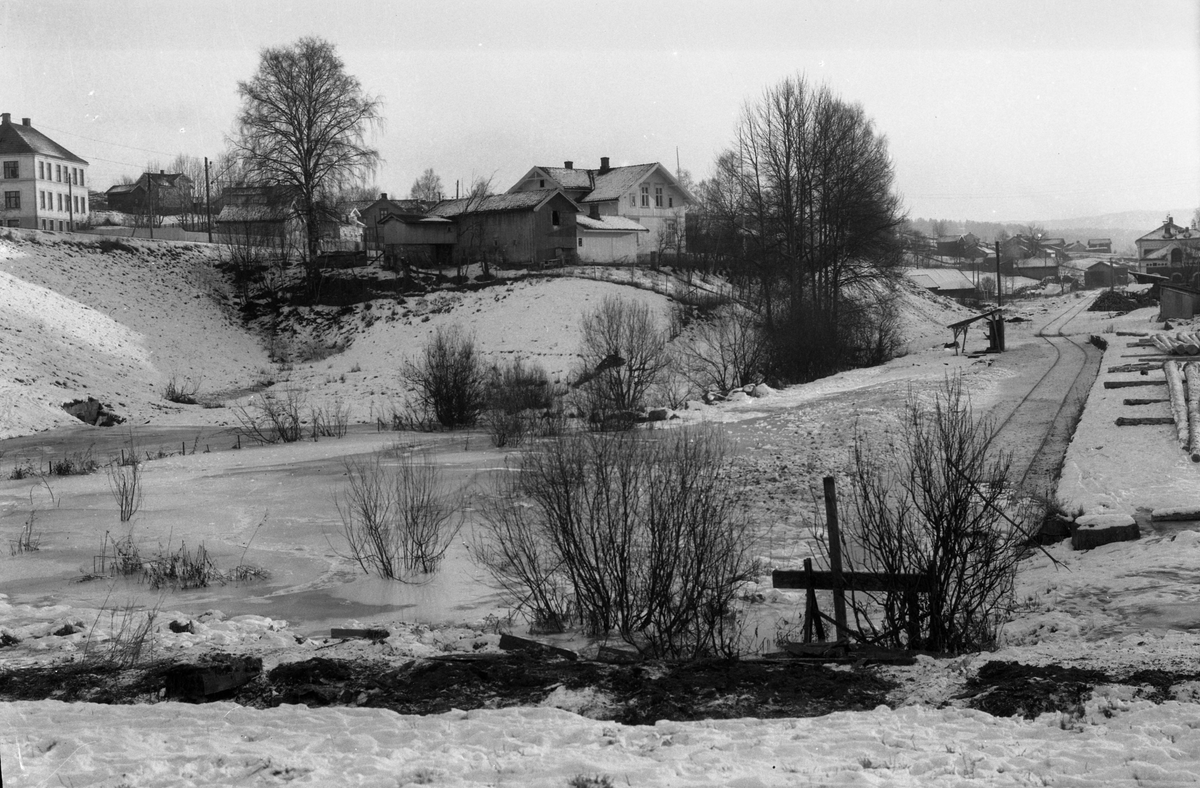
[956,660,1200,719]
[0,652,893,724]
[6,653,1200,723]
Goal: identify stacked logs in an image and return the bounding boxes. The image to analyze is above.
[1151,331,1200,356]
[1164,360,1200,462]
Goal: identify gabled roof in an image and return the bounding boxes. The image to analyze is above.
[105,182,141,196]
[1137,221,1195,243]
[0,117,87,164]
[1145,241,1195,260]
[576,215,649,232]
[377,213,453,225]
[533,166,594,191]
[215,204,294,224]
[905,268,976,292]
[510,161,695,205]
[428,189,579,217]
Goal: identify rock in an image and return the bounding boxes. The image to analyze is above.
[646,408,669,422]
[163,654,263,701]
[1071,513,1139,550]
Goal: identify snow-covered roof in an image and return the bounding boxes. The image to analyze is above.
[905,268,976,291]
[535,167,594,191]
[0,116,87,164]
[429,189,578,217]
[581,164,661,203]
[575,215,649,232]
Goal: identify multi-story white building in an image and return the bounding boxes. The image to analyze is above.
[0,113,89,231]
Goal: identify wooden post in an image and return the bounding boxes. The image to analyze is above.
[823,476,848,642]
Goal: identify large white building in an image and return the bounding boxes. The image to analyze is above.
[0,113,89,231]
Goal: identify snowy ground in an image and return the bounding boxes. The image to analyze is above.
[3,229,1200,786]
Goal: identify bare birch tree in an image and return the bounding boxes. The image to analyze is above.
[232,36,383,279]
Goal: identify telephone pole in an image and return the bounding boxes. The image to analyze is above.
[995,241,1002,307]
[204,157,213,243]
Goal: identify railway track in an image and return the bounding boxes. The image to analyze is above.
[991,295,1104,496]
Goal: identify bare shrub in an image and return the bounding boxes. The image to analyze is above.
[676,304,768,393]
[404,324,489,429]
[832,376,1034,653]
[234,387,306,443]
[10,510,40,555]
[163,373,202,405]
[143,541,222,590]
[336,451,462,581]
[311,397,351,438]
[107,459,143,522]
[474,426,759,658]
[83,597,160,669]
[485,358,559,448]
[574,295,670,429]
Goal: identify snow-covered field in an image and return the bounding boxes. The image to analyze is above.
[3,229,1200,786]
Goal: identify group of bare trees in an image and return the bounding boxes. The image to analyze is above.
[685,75,906,383]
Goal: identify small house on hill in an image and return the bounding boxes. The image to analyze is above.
[905,268,977,301]
[215,185,299,258]
[105,171,194,215]
[428,189,582,266]
[507,158,693,261]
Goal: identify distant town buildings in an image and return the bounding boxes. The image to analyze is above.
[0,113,89,231]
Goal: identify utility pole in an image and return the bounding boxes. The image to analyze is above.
[995,241,1002,307]
[147,173,155,240]
[204,157,214,243]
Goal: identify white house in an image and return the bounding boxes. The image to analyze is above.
[0,113,89,231]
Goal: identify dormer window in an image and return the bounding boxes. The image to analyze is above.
[654,186,663,208]
[540,179,545,188]
[640,186,649,207]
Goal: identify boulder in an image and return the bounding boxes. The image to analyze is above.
[1071,513,1139,551]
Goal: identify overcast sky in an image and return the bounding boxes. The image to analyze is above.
[4,0,1198,223]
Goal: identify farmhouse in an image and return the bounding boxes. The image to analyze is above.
[105,171,194,215]
[0,113,89,231]
[508,158,693,262]
[427,189,581,266]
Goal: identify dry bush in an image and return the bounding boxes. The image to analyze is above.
[831,376,1034,653]
[234,387,306,443]
[106,459,143,522]
[675,304,768,393]
[10,510,40,555]
[83,598,160,669]
[336,451,462,581]
[163,373,202,405]
[143,541,221,590]
[574,295,670,429]
[485,358,559,448]
[474,426,758,658]
[404,324,489,428]
[311,397,351,439]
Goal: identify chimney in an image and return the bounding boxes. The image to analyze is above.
[599,156,611,174]
[564,160,573,170]
[1,113,9,125]
[380,192,387,200]
[21,118,30,126]
[160,170,165,175]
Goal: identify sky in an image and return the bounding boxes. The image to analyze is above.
[2,0,1198,223]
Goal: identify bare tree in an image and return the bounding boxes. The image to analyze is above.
[403,324,490,428]
[720,74,905,382]
[410,168,444,202]
[232,36,383,273]
[574,295,670,428]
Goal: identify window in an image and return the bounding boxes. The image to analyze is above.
[655,186,663,208]
[5,191,20,209]
[57,193,62,211]
[82,196,87,213]
[539,179,545,188]
[38,161,44,179]
[39,191,45,209]
[6,219,18,227]
[55,164,61,182]
[577,237,583,248]
[3,161,17,178]
[630,192,636,207]
[79,169,85,187]
[640,185,649,207]
[668,197,673,208]
[551,210,560,226]
[58,221,64,231]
